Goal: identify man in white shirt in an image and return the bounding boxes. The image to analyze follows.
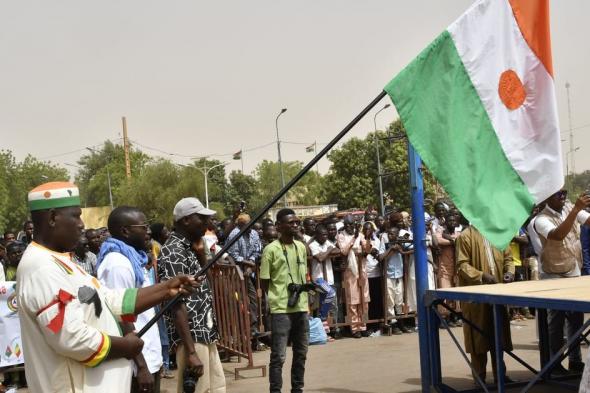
[18,181,197,393]
[96,206,163,393]
[308,225,340,324]
[534,189,590,375]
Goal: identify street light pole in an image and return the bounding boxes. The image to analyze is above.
[276,108,288,207]
[374,103,390,216]
[195,162,228,208]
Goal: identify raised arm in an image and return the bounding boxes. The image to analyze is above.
[337,233,356,256]
[547,196,590,241]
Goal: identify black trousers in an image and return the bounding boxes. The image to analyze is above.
[246,275,259,332]
[368,276,383,330]
[269,312,309,393]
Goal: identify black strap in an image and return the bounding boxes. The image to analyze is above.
[280,241,305,284]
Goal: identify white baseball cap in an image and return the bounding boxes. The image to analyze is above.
[173,197,216,221]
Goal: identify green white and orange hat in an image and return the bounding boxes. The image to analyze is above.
[28,182,81,212]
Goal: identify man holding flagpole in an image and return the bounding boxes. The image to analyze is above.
[16,182,198,393]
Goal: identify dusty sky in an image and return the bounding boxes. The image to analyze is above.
[1,1,588,178]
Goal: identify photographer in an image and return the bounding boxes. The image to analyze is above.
[535,190,590,375]
[260,208,309,393]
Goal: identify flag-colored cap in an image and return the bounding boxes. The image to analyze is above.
[28,182,81,211]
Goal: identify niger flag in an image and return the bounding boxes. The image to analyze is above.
[385,0,562,249]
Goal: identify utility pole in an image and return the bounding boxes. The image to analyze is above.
[122,116,131,179]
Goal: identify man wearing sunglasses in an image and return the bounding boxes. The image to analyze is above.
[96,206,163,393]
[260,208,309,393]
[534,189,590,375]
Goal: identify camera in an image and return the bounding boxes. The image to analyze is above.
[183,367,199,393]
[287,282,326,308]
[386,239,412,249]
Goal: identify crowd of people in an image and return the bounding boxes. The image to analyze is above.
[2,181,590,392]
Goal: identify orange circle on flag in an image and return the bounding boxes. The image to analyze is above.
[43,191,51,198]
[498,70,526,110]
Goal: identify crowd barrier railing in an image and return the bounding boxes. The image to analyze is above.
[249,254,417,335]
[209,257,266,380]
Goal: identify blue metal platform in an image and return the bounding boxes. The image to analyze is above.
[423,276,590,393]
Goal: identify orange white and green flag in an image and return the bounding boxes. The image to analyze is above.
[385,0,562,249]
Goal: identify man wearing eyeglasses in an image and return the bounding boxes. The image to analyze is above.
[534,189,590,375]
[96,206,163,393]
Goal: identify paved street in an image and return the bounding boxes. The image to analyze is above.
[11,317,584,392]
[177,317,583,392]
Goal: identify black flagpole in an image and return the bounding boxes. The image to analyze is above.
[138,91,387,337]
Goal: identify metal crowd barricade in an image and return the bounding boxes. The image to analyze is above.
[248,245,418,335]
[288,252,417,333]
[209,256,266,380]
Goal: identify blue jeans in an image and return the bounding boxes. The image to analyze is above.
[269,312,309,393]
[318,285,338,322]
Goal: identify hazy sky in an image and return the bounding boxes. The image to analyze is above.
[2,1,588,178]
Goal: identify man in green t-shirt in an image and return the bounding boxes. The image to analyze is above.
[260,208,309,393]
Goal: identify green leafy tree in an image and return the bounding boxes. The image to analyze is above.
[254,160,324,213]
[76,141,151,207]
[116,159,182,224]
[323,119,436,211]
[566,170,590,201]
[224,171,259,216]
[0,151,68,232]
[116,158,229,223]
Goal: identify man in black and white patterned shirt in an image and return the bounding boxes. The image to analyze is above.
[158,197,226,393]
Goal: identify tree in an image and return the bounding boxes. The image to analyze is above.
[116,159,183,224]
[254,160,324,213]
[0,151,68,232]
[224,171,258,216]
[116,158,230,223]
[566,170,590,201]
[76,141,151,207]
[323,119,437,211]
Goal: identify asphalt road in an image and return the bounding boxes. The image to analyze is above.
[9,317,585,392]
